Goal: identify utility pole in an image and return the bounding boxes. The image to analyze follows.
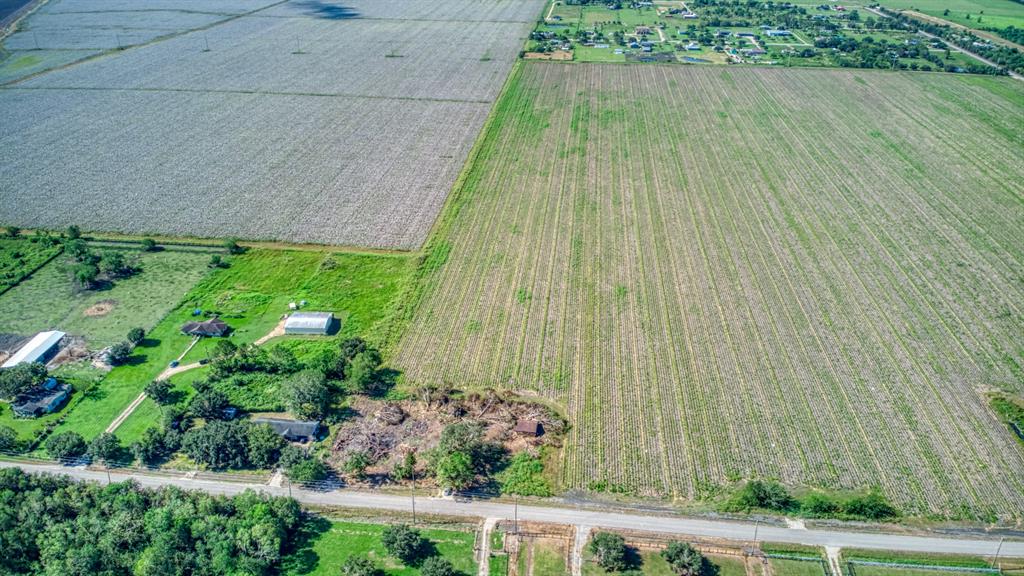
[514,495,519,534]
[411,474,417,525]
[752,519,760,548]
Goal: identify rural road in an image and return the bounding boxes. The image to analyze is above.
[2,460,1021,559]
[864,6,1023,80]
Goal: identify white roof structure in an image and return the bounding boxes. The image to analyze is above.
[284,312,333,334]
[2,331,65,368]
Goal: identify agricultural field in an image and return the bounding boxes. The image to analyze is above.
[0,0,546,249]
[394,63,1024,519]
[870,0,1024,32]
[0,244,213,348]
[282,519,477,576]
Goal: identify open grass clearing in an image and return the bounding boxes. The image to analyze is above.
[395,63,1024,519]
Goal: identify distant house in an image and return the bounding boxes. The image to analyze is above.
[514,419,544,437]
[284,312,334,335]
[767,30,793,37]
[686,42,701,50]
[12,378,70,418]
[181,318,230,337]
[737,32,756,38]
[682,12,697,19]
[253,417,321,442]
[2,331,65,369]
[634,26,652,35]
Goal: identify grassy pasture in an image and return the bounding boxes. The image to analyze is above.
[282,519,477,576]
[394,63,1024,519]
[0,236,61,294]
[0,245,213,348]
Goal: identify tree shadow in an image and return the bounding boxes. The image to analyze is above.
[139,337,161,348]
[281,515,332,574]
[122,354,148,366]
[623,546,643,571]
[409,540,439,567]
[367,367,399,398]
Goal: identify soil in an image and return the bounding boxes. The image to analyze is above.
[83,299,116,317]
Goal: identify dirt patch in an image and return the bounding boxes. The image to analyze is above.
[84,300,116,317]
[524,51,573,60]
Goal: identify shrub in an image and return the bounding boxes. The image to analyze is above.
[843,491,897,520]
[280,445,329,483]
[497,453,551,496]
[801,492,840,517]
[393,451,417,481]
[47,431,87,461]
[224,238,244,254]
[343,451,371,480]
[140,238,157,251]
[341,556,382,576]
[66,225,81,240]
[729,480,795,512]
[589,532,628,572]
[435,451,474,490]
[381,524,426,565]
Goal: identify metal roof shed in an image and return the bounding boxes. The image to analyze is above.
[2,331,65,368]
[284,312,333,335]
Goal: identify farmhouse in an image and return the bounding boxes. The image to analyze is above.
[181,318,230,337]
[253,417,321,443]
[514,419,544,437]
[767,29,793,37]
[12,378,70,418]
[284,312,334,335]
[1,330,65,369]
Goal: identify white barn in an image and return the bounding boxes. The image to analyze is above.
[2,330,66,369]
[284,312,333,335]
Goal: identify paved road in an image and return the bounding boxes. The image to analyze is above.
[3,460,1021,558]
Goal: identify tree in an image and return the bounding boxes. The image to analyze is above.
[0,362,46,400]
[140,238,157,252]
[4,226,19,238]
[393,451,417,481]
[47,431,87,461]
[589,532,628,572]
[343,451,371,480]
[0,425,17,452]
[189,383,230,420]
[421,557,459,576]
[730,480,795,512]
[247,423,285,469]
[381,524,426,565]
[66,225,81,240]
[843,491,897,520]
[87,433,122,465]
[211,338,238,360]
[435,451,474,491]
[73,262,100,289]
[280,445,329,483]
[801,492,839,517]
[341,556,382,576]
[209,254,226,268]
[98,250,127,276]
[344,350,381,394]
[132,427,175,465]
[181,420,249,469]
[282,369,331,420]
[127,327,145,345]
[107,341,132,365]
[145,380,173,406]
[661,542,704,576]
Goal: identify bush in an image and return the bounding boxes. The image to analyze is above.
[393,451,417,481]
[801,492,840,517]
[66,225,81,240]
[343,451,371,480]
[589,532,628,572]
[843,491,897,520]
[729,480,795,512]
[140,238,157,251]
[341,556,382,576]
[497,453,551,497]
[435,451,474,491]
[661,541,705,576]
[46,431,87,461]
[280,445,329,483]
[421,557,459,576]
[224,238,244,254]
[381,524,427,565]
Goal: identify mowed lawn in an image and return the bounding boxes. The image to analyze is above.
[92,248,415,445]
[283,520,477,576]
[0,245,213,347]
[394,63,1024,519]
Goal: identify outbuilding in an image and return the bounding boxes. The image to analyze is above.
[284,312,334,335]
[252,417,321,442]
[2,330,65,369]
[514,419,544,437]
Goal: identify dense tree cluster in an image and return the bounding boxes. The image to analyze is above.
[0,362,47,400]
[428,422,506,490]
[0,468,302,575]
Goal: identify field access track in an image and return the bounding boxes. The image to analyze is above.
[0,0,545,249]
[395,63,1024,519]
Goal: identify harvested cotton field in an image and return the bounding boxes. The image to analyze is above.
[0,0,545,248]
[394,63,1024,519]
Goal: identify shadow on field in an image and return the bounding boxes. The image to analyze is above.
[293,0,358,19]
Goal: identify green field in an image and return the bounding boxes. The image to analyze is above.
[872,0,1024,31]
[0,245,213,347]
[518,540,568,576]
[0,236,61,294]
[768,558,827,575]
[394,63,1024,519]
[41,247,414,447]
[581,547,747,576]
[283,520,477,576]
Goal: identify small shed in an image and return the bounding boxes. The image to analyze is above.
[285,312,334,335]
[253,417,321,443]
[514,419,544,437]
[181,318,230,337]
[2,330,65,369]
[12,378,71,418]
